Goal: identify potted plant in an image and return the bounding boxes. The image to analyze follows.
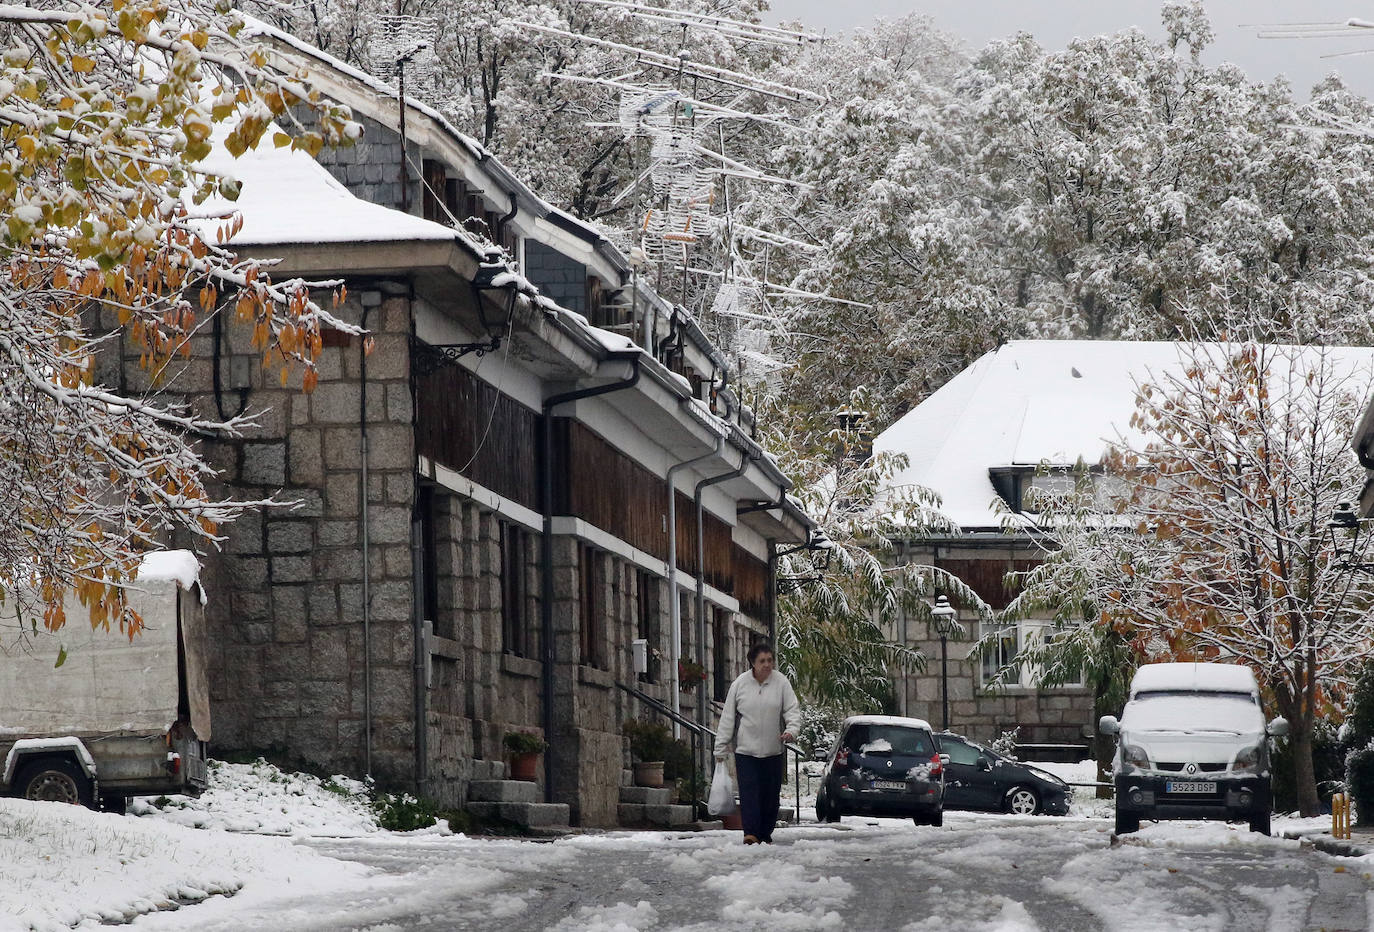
[502,730,546,782]
[623,718,671,787]
[678,658,708,688]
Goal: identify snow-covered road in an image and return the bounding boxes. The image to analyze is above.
[124,814,1372,932]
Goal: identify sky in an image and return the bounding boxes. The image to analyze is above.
[765,1,1374,96]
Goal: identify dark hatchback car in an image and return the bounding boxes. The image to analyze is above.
[934,731,1072,816]
[815,716,947,826]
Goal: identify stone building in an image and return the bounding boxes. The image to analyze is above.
[100,23,812,827]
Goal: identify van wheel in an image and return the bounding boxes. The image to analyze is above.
[1007,786,1040,815]
[14,758,93,808]
[1114,809,1140,835]
[1248,811,1270,835]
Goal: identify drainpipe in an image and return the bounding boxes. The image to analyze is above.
[540,352,642,804]
[694,445,750,750]
[666,428,727,736]
[360,302,373,778]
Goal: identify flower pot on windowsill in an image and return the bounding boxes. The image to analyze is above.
[633,760,665,788]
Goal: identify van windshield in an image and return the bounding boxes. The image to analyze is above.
[1123,693,1264,734]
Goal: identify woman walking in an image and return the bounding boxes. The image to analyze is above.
[713,640,802,844]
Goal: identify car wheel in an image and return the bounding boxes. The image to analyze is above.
[930,807,943,827]
[816,788,841,824]
[1006,786,1040,816]
[1114,809,1140,835]
[1248,810,1270,835]
[14,757,93,808]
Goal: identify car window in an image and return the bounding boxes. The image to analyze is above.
[938,738,981,766]
[846,724,932,757]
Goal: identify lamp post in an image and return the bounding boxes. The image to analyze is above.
[931,595,957,731]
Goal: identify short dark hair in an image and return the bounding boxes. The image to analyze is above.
[748,640,774,665]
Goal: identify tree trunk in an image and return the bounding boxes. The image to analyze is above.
[1093,682,1114,799]
[1291,721,1320,817]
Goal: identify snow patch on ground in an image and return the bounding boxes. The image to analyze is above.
[705,859,851,928]
[551,899,658,931]
[130,759,379,836]
[0,796,369,932]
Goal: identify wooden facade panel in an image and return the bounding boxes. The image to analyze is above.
[415,360,539,511]
[416,374,742,595]
[732,544,770,621]
[936,558,1041,611]
[558,420,733,587]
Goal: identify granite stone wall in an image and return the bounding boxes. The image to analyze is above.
[124,283,421,787]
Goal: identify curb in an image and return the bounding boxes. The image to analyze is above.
[1281,830,1374,858]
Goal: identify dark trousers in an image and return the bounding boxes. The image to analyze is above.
[735,752,784,841]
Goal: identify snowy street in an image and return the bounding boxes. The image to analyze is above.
[124,814,1373,932]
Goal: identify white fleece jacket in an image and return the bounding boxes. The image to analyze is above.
[713,669,802,759]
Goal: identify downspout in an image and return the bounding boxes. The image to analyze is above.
[694,443,751,745]
[408,299,426,796]
[666,427,727,736]
[540,351,642,804]
[360,303,373,778]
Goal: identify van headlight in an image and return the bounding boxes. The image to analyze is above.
[1232,745,1260,774]
[1121,744,1150,773]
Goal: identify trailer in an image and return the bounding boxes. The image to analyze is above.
[0,551,211,812]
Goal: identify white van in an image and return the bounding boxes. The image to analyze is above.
[1099,662,1287,836]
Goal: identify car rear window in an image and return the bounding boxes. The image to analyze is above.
[937,738,981,766]
[845,724,933,757]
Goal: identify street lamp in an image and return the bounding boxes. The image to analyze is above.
[931,595,957,730]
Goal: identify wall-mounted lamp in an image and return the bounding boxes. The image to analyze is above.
[410,262,521,376]
[1327,502,1374,574]
[775,528,837,593]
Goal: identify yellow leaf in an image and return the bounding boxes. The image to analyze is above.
[71,55,95,73]
[273,132,291,148]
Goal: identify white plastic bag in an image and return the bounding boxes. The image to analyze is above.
[708,762,737,816]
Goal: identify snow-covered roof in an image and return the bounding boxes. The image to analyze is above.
[195,128,461,247]
[874,340,1374,531]
[1129,662,1258,697]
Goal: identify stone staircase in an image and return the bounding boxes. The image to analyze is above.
[616,769,695,829]
[464,759,570,830]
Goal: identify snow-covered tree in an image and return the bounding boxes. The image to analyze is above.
[757,3,1374,431]
[760,388,988,712]
[0,0,358,637]
[996,342,1374,816]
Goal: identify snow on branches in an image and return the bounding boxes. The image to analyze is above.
[0,0,359,638]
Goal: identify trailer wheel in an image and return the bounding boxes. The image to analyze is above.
[13,757,93,808]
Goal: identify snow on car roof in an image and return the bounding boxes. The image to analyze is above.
[842,715,933,730]
[1130,662,1258,697]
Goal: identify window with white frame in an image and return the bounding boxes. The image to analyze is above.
[978,621,1020,687]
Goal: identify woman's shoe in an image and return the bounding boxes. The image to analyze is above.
[743,834,759,845]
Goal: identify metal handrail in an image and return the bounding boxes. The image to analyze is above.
[618,681,716,817]
[782,741,804,823]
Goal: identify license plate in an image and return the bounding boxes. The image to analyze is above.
[1165,781,1216,794]
[872,780,907,790]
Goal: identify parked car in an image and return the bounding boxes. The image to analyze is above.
[1099,662,1286,836]
[815,715,946,826]
[934,731,1072,816]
